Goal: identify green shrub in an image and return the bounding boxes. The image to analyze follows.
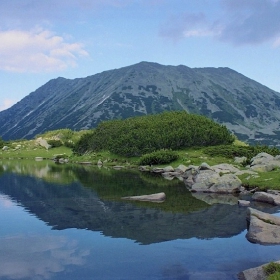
[264,262,280,278]
[203,144,280,160]
[139,150,179,165]
[73,111,235,156]
[48,139,63,148]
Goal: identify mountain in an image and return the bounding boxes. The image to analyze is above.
[1,61,280,145]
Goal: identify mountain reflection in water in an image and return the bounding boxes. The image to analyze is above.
[0,160,279,245]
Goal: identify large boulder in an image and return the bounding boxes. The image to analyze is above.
[246,207,280,245]
[249,152,280,172]
[252,192,280,206]
[186,169,242,193]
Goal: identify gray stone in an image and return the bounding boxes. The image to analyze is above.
[199,162,212,170]
[234,156,247,164]
[252,191,280,206]
[250,163,275,172]
[121,192,166,203]
[2,146,9,151]
[238,200,250,206]
[163,166,174,172]
[212,163,240,173]
[246,208,280,244]
[174,164,188,173]
[97,159,103,166]
[251,152,274,166]
[151,167,164,173]
[138,166,150,172]
[35,137,51,150]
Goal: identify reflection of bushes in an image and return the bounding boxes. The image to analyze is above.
[73,167,209,213]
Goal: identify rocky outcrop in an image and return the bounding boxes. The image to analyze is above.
[121,192,166,203]
[252,191,280,206]
[246,207,280,245]
[249,152,280,172]
[183,163,242,193]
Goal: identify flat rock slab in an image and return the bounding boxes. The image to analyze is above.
[252,192,280,206]
[246,207,280,245]
[121,192,166,203]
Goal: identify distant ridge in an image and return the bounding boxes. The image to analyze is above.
[1,61,280,145]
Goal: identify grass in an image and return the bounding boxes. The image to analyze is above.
[238,170,280,191]
[2,136,280,191]
[264,262,280,280]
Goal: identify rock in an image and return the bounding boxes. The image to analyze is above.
[191,171,242,193]
[35,137,51,150]
[246,208,280,244]
[35,157,44,161]
[234,156,247,164]
[97,159,103,166]
[250,164,275,172]
[151,167,164,173]
[238,200,250,206]
[238,261,280,280]
[252,192,280,206]
[199,162,212,170]
[174,164,188,173]
[212,163,240,173]
[138,166,150,172]
[163,166,174,172]
[235,170,258,176]
[2,146,9,151]
[250,152,274,166]
[121,192,166,203]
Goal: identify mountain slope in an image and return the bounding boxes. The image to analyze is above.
[1,61,280,145]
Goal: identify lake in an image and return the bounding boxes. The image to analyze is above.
[0,160,280,280]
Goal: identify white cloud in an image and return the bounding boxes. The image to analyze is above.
[0,28,88,73]
[0,98,17,111]
[0,234,89,279]
[160,0,280,47]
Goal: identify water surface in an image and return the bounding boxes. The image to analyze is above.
[0,160,280,280]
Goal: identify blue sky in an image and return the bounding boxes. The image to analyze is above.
[0,0,280,111]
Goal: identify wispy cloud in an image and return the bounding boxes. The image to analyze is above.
[0,28,88,73]
[160,0,280,47]
[0,98,17,111]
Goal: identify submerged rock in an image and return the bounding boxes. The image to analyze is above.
[121,192,166,203]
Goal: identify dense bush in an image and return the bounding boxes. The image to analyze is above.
[139,150,179,165]
[73,111,235,157]
[48,139,63,148]
[203,144,280,160]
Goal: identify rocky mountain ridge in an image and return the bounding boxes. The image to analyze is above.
[1,61,280,145]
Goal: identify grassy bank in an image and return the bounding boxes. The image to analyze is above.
[2,138,280,191]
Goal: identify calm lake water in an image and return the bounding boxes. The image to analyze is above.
[0,160,280,280]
